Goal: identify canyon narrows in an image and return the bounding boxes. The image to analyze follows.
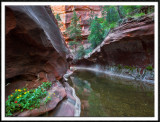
[5,6,80,117]
[4,5,155,118]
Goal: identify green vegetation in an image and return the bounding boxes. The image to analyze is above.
[66,6,154,60]
[88,16,104,49]
[75,45,85,59]
[146,65,153,71]
[65,10,82,53]
[85,5,152,55]
[55,13,63,28]
[5,81,52,116]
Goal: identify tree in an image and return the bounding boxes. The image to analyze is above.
[116,6,124,19]
[65,10,82,53]
[88,16,104,49]
[55,13,63,28]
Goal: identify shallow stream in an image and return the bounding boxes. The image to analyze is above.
[68,69,154,117]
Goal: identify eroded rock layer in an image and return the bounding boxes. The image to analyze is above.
[51,5,102,42]
[6,6,70,97]
[74,14,154,69]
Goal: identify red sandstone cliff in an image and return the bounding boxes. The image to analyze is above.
[5,6,70,98]
[74,13,154,68]
[50,5,102,43]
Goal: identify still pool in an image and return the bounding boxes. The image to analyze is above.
[68,69,154,117]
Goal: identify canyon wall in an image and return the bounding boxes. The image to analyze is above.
[51,5,102,43]
[74,14,154,69]
[6,6,70,95]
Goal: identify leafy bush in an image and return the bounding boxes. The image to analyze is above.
[5,81,52,116]
[146,65,153,71]
[133,12,145,18]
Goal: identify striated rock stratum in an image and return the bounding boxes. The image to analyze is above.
[6,6,70,83]
[5,6,80,116]
[74,14,154,68]
[50,5,102,42]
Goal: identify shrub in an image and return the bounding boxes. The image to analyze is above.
[5,81,52,116]
[146,65,153,71]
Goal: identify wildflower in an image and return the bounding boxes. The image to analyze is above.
[24,89,26,91]
[49,93,51,94]
[24,92,27,94]
[19,95,22,97]
[18,89,22,92]
[18,104,21,107]
[15,101,17,103]
[48,97,50,98]
[15,89,17,92]
[10,94,13,97]
[53,93,55,95]
[27,91,29,93]
[17,96,19,99]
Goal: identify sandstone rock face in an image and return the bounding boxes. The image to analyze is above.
[74,14,154,68]
[50,5,102,42]
[13,81,66,117]
[6,6,70,93]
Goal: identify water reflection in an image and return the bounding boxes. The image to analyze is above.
[68,69,154,117]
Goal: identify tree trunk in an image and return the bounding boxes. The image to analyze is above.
[116,6,124,19]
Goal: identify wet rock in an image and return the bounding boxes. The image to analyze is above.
[52,82,80,116]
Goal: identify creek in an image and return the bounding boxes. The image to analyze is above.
[67,69,154,117]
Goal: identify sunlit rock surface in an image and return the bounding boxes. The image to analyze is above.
[51,5,102,42]
[75,14,154,68]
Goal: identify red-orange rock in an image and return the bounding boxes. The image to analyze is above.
[5,6,70,96]
[74,14,154,68]
[50,5,102,42]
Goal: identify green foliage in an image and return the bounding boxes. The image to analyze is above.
[102,6,120,24]
[124,65,136,72]
[65,10,82,52]
[44,96,52,104]
[133,12,145,18]
[5,81,52,116]
[121,5,142,17]
[146,65,153,71]
[100,5,147,38]
[88,16,104,49]
[75,45,85,59]
[85,47,93,56]
[117,64,122,70]
[55,13,63,28]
